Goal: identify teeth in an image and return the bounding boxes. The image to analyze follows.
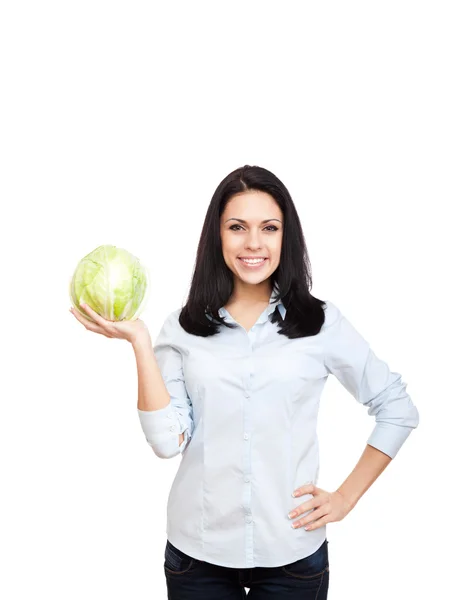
[241,258,265,264]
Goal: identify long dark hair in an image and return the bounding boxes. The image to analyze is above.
[178,165,327,339]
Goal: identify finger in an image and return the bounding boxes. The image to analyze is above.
[80,303,111,327]
[304,514,331,531]
[293,483,317,497]
[301,507,327,529]
[79,302,100,321]
[289,494,325,520]
[305,494,326,510]
[70,307,112,337]
[70,307,101,331]
[292,506,328,527]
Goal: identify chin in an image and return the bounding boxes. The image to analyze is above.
[237,269,272,282]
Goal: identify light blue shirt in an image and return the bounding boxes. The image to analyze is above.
[138,285,419,568]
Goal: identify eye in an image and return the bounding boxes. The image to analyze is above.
[229,224,279,231]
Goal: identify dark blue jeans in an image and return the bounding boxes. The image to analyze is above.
[164,538,330,599]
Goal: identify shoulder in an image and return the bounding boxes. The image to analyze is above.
[321,300,369,351]
[153,307,184,347]
[321,300,342,330]
[155,307,183,335]
[163,307,183,326]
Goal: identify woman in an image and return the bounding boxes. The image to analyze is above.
[70,165,420,599]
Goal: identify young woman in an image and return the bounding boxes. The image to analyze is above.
[71,165,420,599]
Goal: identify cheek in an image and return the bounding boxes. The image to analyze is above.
[223,236,242,256]
[270,238,283,258]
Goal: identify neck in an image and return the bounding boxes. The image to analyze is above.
[228,278,273,306]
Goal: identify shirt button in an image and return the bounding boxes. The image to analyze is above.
[244,391,250,398]
[169,426,175,432]
[245,477,250,483]
[246,517,252,524]
[244,433,249,440]
[167,414,173,419]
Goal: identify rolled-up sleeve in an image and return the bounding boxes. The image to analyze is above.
[323,302,419,459]
[137,310,194,459]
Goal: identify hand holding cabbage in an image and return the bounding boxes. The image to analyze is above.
[70,302,150,345]
[69,244,151,345]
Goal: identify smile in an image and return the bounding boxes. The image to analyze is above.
[238,258,268,268]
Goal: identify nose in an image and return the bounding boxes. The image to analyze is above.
[245,229,262,250]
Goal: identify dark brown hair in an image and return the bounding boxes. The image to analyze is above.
[179,165,326,338]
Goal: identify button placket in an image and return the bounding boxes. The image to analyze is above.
[240,336,255,534]
[168,411,175,432]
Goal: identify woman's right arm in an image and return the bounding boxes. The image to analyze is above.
[132,334,184,447]
[132,308,194,458]
[70,302,190,455]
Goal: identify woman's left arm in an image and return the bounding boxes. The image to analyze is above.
[323,301,420,460]
[289,445,392,530]
[287,302,420,531]
[336,443,392,510]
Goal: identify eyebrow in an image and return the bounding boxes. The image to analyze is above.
[224,218,282,224]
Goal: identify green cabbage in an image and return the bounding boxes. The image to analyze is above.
[69,245,150,322]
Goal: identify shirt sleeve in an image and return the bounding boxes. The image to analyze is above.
[137,310,194,459]
[323,301,419,459]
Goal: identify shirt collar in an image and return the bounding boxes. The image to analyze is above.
[217,282,287,323]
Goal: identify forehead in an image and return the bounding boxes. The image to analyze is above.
[223,191,282,219]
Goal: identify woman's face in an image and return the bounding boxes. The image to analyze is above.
[220,190,284,287]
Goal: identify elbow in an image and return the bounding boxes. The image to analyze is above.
[149,439,181,459]
[395,396,420,430]
[144,432,182,459]
[410,404,420,429]
[373,402,420,431]
[367,374,420,429]
[147,430,191,459]
[150,444,181,459]
[142,423,193,459]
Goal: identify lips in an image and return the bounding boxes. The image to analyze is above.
[237,257,268,268]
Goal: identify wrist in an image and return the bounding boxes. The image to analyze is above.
[335,487,358,510]
[131,333,152,349]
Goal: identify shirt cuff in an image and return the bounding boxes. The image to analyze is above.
[137,404,180,442]
[367,421,416,459]
[178,427,191,453]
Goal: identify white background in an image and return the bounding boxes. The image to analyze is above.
[1,1,463,598]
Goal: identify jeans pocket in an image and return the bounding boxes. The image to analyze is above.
[164,540,196,575]
[281,539,329,580]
